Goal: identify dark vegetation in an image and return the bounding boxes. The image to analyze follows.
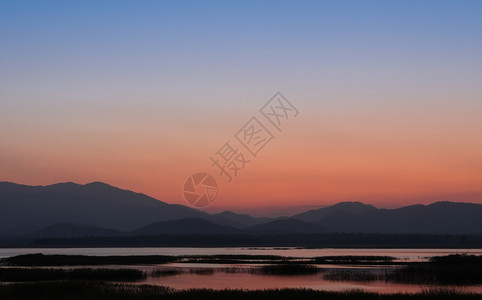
[393,255,482,284]
[150,265,320,277]
[182,254,292,264]
[0,281,480,300]
[1,253,177,266]
[323,255,482,285]
[149,268,215,277]
[150,268,184,277]
[0,268,146,282]
[1,254,481,286]
[189,268,215,275]
[1,253,395,266]
[323,270,382,282]
[250,264,320,275]
[313,255,395,264]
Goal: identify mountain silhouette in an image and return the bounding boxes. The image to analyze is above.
[0,181,208,231]
[211,211,272,227]
[28,223,125,238]
[293,201,482,234]
[245,219,324,234]
[1,182,482,236]
[131,218,240,235]
[292,201,377,223]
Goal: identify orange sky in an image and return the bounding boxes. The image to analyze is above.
[2,94,482,213]
[1,1,482,214]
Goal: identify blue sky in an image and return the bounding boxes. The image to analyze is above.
[1,1,482,210]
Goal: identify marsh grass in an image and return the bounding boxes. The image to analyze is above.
[189,268,215,275]
[181,254,291,264]
[0,281,480,300]
[2,254,481,285]
[314,256,396,264]
[392,255,482,284]
[250,264,320,276]
[323,255,482,285]
[3,254,399,267]
[0,268,146,282]
[149,268,185,277]
[323,270,382,282]
[1,253,177,266]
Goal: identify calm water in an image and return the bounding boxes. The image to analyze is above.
[1,247,481,293]
[141,268,482,294]
[1,247,480,261]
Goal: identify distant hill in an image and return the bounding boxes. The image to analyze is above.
[292,201,482,234]
[245,219,324,234]
[211,211,273,227]
[0,182,209,231]
[292,201,377,223]
[131,218,240,235]
[28,223,125,238]
[1,181,482,237]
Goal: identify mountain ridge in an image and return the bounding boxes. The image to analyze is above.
[1,181,482,236]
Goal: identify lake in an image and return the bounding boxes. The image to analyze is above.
[2,247,480,260]
[1,247,481,293]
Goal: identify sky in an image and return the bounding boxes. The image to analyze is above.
[1,0,482,214]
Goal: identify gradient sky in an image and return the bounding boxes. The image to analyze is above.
[1,1,482,214]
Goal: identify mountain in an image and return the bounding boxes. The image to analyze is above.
[28,223,125,238]
[0,224,41,237]
[211,211,273,227]
[245,219,323,234]
[292,201,482,234]
[131,218,239,235]
[292,201,377,223]
[2,181,482,237]
[0,181,209,231]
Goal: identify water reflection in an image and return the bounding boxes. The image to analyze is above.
[1,247,481,294]
[139,265,482,294]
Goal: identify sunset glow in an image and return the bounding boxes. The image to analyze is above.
[1,1,482,213]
